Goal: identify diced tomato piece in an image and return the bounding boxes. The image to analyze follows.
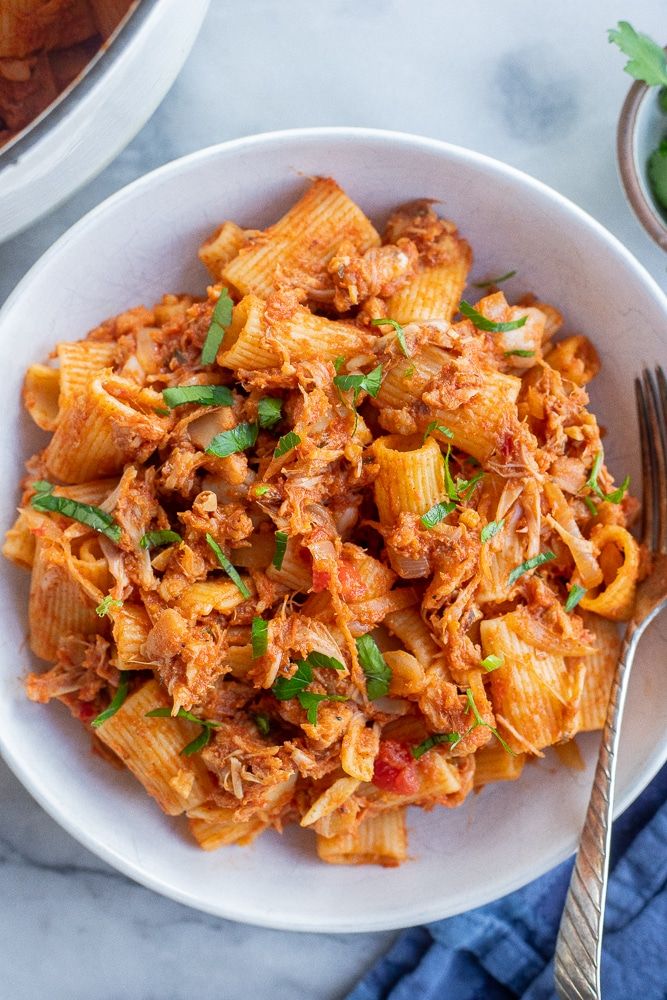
[372,739,419,795]
[311,568,331,592]
[337,561,366,602]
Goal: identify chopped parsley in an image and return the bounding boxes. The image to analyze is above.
[480,653,504,672]
[31,482,121,543]
[272,657,347,725]
[504,349,535,358]
[411,731,462,759]
[272,530,288,570]
[608,21,667,86]
[481,519,504,543]
[564,583,587,613]
[206,421,258,458]
[371,317,410,357]
[139,529,182,550]
[91,672,130,728]
[586,450,630,504]
[274,431,301,458]
[466,687,515,755]
[253,484,271,496]
[254,713,271,736]
[201,287,234,365]
[251,616,269,658]
[420,500,456,528]
[162,385,233,409]
[459,300,527,333]
[145,706,221,756]
[423,420,454,442]
[473,270,517,289]
[95,595,123,618]
[333,364,383,400]
[205,532,250,599]
[333,356,346,373]
[508,551,556,586]
[257,396,283,429]
[355,634,392,700]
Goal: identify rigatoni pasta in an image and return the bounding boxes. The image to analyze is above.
[4,178,640,866]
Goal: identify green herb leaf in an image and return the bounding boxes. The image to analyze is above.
[508,551,556,586]
[258,396,283,429]
[154,407,171,417]
[254,712,271,736]
[465,687,515,755]
[420,500,456,528]
[333,356,346,373]
[253,484,270,496]
[297,690,348,725]
[411,731,461,759]
[303,650,345,671]
[273,530,288,570]
[32,480,53,494]
[586,450,605,499]
[503,349,535,358]
[459,300,527,333]
[456,471,485,500]
[481,519,504,543]
[333,364,383,399]
[355,634,392,700]
[205,532,250,598]
[584,496,599,517]
[371,317,410,357]
[443,445,458,501]
[139,529,182,550]
[649,138,667,212]
[95,595,123,618]
[181,727,213,756]
[603,475,631,505]
[145,706,220,756]
[31,483,121,543]
[201,287,234,365]
[608,21,667,86]
[274,431,301,458]
[423,420,454,442]
[91,673,130,728]
[272,660,313,701]
[473,270,517,289]
[480,653,504,672]
[585,450,630,504]
[403,365,415,378]
[564,583,587,613]
[206,421,258,458]
[251,616,269,658]
[162,385,233,409]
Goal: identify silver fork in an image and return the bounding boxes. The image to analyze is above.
[554,366,667,1000]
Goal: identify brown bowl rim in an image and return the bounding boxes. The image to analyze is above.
[617,73,667,251]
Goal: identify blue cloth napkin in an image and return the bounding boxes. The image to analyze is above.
[348,763,667,1000]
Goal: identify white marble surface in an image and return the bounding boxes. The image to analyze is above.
[0,2,665,998]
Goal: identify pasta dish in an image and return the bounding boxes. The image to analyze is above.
[0,0,137,148]
[3,178,640,866]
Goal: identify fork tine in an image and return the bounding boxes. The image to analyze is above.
[643,368,667,554]
[635,376,655,550]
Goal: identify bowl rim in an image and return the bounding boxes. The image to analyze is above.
[617,73,667,251]
[0,0,160,168]
[1,126,667,931]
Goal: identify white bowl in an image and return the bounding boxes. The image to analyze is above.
[0,128,665,933]
[0,0,210,243]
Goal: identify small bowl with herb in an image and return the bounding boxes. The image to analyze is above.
[613,21,667,250]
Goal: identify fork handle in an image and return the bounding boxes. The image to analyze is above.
[553,622,641,1000]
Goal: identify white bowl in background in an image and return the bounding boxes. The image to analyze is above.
[0,128,665,932]
[0,0,210,243]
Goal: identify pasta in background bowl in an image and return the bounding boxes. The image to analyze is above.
[0,128,665,930]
